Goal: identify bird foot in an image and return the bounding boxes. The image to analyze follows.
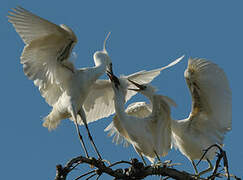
[151,161,163,168]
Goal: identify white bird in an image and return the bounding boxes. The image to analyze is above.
[171,58,232,175]
[105,65,177,164]
[107,58,232,176]
[8,6,112,159]
[8,7,183,160]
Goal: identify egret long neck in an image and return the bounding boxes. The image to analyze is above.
[147,94,170,118]
[86,61,107,83]
[145,94,156,114]
[151,95,162,116]
[113,89,127,120]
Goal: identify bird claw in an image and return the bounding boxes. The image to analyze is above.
[152,161,163,168]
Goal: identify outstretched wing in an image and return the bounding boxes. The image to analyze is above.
[184,58,232,144]
[125,102,152,117]
[105,102,152,147]
[8,7,77,106]
[83,55,184,124]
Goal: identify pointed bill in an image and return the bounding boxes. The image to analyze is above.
[127,79,146,91]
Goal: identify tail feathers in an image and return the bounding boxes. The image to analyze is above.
[43,113,61,131]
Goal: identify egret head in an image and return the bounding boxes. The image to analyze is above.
[107,71,128,97]
[128,79,157,98]
[93,32,112,72]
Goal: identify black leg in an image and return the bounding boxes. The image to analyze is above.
[73,117,89,158]
[78,108,102,159]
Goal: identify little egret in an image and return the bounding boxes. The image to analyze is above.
[171,58,232,175]
[105,59,180,164]
[8,6,113,159]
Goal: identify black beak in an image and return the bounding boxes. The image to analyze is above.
[107,70,120,88]
[108,63,113,75]
[127,79,146,91]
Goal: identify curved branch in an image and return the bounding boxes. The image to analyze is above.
[55,156,202,180]
[54,144,239,180]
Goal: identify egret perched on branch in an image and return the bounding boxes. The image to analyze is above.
[8,6,113,159]
[171,58,232,176]
[105,57,181,164]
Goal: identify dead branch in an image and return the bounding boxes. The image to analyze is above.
[55,156,202,180]
[54,144,240,180]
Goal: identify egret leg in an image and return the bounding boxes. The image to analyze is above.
[197,159,213,176]
[139,153,147,166]
[78,108,102,160]
[154,150,162,165]
[191,159,199,175]
[72,110,89,158]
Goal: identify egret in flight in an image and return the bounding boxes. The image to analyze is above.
[105,57,181,164]
[8,6,113,159]
[171,58,232,175]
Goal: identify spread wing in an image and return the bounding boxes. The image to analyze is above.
[105,102,152,147]
[83,55,184,124]
[184,58,232,144]
[83,80,115,123]
[8,7,77,106]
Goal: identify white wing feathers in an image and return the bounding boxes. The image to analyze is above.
[83,80,115,123]
[124,55,184,84]
[8,7,77,106]
[105,102,152,147]
[185,58,232,143]
[125,102,152,118]
[83,69,160,124]
[8,7,67,44]
[84,55,184,124]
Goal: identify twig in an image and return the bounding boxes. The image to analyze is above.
[75,170,96,180]
[197,144,230,180]
[95,174,102,180]
[55,145,240,180]
[108,160,133,168]
[55,156,201,180]
[86,173,96,180]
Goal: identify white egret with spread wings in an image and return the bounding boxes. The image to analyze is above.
[8,6,113,159]
[105,57,181,164]
[171,58,232,175]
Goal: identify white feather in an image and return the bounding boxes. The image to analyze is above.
[172,58,232,161]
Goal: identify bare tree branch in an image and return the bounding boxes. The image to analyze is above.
[55,156,202,180]
[55,144,240,180]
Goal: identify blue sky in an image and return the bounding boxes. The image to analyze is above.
[1,0,242,179]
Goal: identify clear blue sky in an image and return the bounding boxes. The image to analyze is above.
[1,1,242,179]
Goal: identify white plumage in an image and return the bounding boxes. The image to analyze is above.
[106,58,231,175]
[8,6,183,159]
[83,54,183,125]
[105,59,179,164]
[171,58,232,175]
[8,6,113,158]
